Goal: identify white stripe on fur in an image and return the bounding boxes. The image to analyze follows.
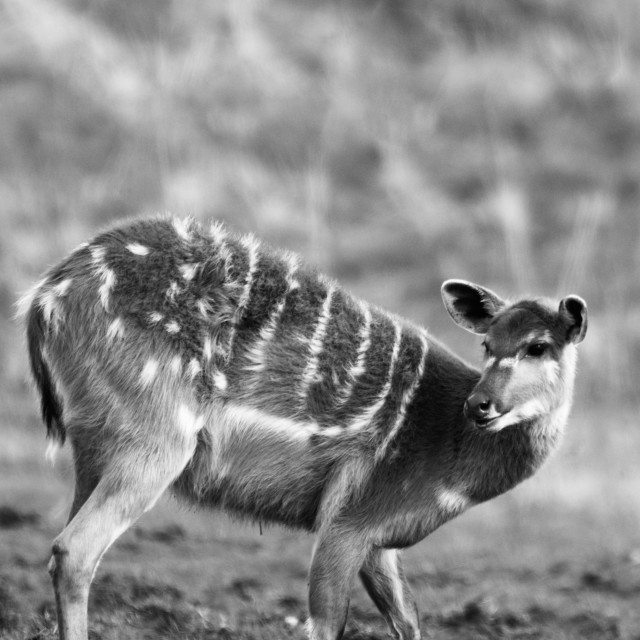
[347,319,402,432]
[335,301,372,408]
[378,332,429,459]
[300,286,334,398]
[244,254,299,373]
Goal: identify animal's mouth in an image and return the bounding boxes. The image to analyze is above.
[474,415,498,429]
[471,412,509,431]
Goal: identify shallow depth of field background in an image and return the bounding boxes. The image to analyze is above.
[1,1,640,638]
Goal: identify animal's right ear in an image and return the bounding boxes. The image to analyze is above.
[441,280,506,335]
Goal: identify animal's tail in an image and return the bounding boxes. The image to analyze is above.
[25,294,65,444]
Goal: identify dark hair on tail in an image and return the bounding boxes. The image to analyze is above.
[26,301,65,444]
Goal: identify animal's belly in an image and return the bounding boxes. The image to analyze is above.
[173,402,338,530]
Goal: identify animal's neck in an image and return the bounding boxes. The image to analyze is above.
[460,402,569,504]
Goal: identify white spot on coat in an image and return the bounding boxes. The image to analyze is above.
[90,246,106,264]
[173,217,191,241]
[166,281,180,300]
[165,320,180,334]
[106,317,125,341]
[180,263,198,281]
[214,371,228,391]
[53,279,73,296]
[188,358,201,379]
[437,488,469,514]
[140,359,159,386]
[98,268,116,310]
[126,243,150,256]
[39,289,59,325]
[197,299,211,318]
[203,337,213,362]
[177,404,204,437]
[149,311,164,323]
[170,355,182,376]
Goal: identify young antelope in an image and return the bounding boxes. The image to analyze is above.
[20,215,587,640]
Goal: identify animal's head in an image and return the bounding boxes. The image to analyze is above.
[441,280,587,432]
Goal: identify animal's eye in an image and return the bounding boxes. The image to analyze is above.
[526,343,547,358]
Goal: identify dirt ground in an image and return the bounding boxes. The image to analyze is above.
[1,408,639,640]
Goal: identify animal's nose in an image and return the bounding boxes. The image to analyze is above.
[464,391,494,420]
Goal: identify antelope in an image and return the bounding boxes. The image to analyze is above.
[20,215,587,640]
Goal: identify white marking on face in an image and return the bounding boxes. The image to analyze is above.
[485,356,496,368]
[149,311,164,323]
[347,319,402,432]
[437,487,469,514]
[173,217,191,241]
[524,330,553,344]
[106,317,125,341]
[498,357,517,369]
[221,403,320,442]
[300,286,335,397]
[180,263,198,281]
[126,243,150,256]
[165,320,180,334]
[177,404,205,437]
[214,371,228,391]
[140,359,159,386]
[543,359,560,384]
[188,358,201,379]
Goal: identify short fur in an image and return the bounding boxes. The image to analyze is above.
[21,216,587,640]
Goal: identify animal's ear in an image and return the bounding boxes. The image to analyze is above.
[559,295,587,344]
[441,280,506,335]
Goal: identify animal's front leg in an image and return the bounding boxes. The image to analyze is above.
[359,548,420,640]
[307,527,369,640]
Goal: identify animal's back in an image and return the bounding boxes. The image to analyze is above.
[24,215,435,530]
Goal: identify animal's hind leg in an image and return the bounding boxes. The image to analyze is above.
[49,424,198,640]
[359,548,420,640]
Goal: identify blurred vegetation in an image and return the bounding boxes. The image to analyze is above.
[2,0,640,414]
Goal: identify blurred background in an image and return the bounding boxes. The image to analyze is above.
[1,1,639,638]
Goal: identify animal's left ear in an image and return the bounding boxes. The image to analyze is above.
[441,280,506,335]
[559,295,588,344]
